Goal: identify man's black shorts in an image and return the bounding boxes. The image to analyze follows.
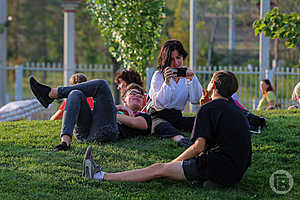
[182,156,208,181]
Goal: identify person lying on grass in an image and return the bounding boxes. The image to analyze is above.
[29,77,151,152]
[82,70,252,188]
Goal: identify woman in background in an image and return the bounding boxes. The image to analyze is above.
[256,79,277,111]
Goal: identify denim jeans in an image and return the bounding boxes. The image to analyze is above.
[147,107,195,138]
[58,79,119,142]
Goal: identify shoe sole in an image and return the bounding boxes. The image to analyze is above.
[83,147,93,178]
[84,159,93,179]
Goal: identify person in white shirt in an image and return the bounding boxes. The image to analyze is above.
[146,39,202,147]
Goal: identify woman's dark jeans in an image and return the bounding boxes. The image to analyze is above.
[147,107,195,138]
[58,79,119,142]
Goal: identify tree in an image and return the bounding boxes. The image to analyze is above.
[86,0,165,75]
[168,0,189,49]
[253,7,300,48]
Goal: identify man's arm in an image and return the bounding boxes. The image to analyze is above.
[117,114,148,130]
[172,137,206,162]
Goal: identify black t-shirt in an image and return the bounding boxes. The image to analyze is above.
[191,99,252,186]
[118,112,152,138]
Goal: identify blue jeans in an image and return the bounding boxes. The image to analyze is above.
[58,79,119,142]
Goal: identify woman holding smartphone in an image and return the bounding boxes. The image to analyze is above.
[146,39,202,147]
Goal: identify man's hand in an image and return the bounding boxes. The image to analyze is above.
[200,82,216,106]
[172,137,206,162]
[53,141,70,152]
[200,88,212,106]
[116,105,134,117]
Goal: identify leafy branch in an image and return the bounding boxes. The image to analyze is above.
[86,0,165,75]
[253,7,300,48]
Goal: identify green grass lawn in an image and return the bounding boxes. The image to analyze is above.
[0,110,299,200]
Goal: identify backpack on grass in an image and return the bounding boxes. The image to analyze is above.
[243,111,266,134]
[229,97,266,134]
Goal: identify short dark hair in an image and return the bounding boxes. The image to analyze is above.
[69,73,88,85]
[261,79,274,92]
[212,71,238,98]
[157,39,188,71]
[114,69,143,87]
[122,83,145,98]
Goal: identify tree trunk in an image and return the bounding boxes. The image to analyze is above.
[108,52,120,105]
[207,18,217,66]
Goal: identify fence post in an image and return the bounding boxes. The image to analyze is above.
[146,67,155,92]
[266,69,274,84]
[15,65,23,101]
[0,0,7,107]
[252,99,258,110]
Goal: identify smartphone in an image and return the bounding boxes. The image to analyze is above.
[170,68,187,77]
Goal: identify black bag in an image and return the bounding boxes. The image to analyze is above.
[229,97,266,134]
[241,110,266,134]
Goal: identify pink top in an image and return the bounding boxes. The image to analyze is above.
[232,97,245,110]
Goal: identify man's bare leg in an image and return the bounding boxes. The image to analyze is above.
[103,161,186,182]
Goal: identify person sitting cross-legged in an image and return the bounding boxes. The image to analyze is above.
[29,77,151,152]
[82,70,252,188]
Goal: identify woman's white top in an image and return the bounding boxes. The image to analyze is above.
[148,70,202,111]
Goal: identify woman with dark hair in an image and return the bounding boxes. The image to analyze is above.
[114,69,144,91]
[114,69,147,111]
[147,39,202,147]
[256,79,277,110]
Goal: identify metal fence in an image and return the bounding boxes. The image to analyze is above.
[193,65,300,110]
[4,62,300,112]
[5,62,114,102]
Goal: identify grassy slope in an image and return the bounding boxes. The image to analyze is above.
[0,110,299,200]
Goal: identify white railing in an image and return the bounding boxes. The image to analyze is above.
[193,65,300,110]
[147,65,300,110]
[3,63,300,117]
[5,62,114,102]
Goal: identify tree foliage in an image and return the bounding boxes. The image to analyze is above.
[86,0,165,75]
[253,7,300,48]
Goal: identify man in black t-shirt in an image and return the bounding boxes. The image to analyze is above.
[82,71,252,188]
